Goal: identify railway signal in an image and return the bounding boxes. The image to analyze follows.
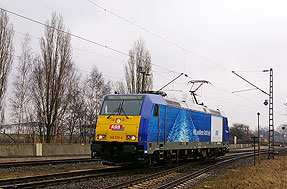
[263,100,268,106]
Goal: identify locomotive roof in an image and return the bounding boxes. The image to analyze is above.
[105,94,224,117]
[164,98,222,116]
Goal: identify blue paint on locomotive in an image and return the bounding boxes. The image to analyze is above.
[223,118,229,144]
[137,95,166,146]
[167,109,199,142]
[146,105,212,143]
[136,94,228,153]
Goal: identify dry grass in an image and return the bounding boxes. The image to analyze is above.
[193,155,287,189]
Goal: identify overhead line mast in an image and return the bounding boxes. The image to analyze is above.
[268,68,274,159]
[232,69,274,159]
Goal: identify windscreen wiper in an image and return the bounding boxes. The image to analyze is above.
[107,107,120,119]
[107,100,124,119]
[118,100,129,119]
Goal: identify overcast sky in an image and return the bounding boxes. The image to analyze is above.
[1,0,287,131]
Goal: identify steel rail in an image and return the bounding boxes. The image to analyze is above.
[157,152,268,189]
[218,149,267,160]
[0,167,122,187]
[104,150,268,189]
[0,166,164,188]
[1,148,281,188]
[0,158,100,168]
[103,162,195,189]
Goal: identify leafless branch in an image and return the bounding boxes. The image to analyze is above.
[0,10,14,126]
[31,13,75,143]
[125,38,153,94]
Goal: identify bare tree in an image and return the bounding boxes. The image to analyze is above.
[125,38,153,94]
[113,80,127,94]
[64,73,86,143]
[85,66,111,141]
[10,34,33,140]
[31,13,75,143]
[0,10,14,125]
[229,123,253,144]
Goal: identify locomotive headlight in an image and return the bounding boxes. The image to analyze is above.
[98,135,106,140]
[127,135,136,141]
[116,118,121,123]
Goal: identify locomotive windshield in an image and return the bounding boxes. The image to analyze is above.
[100,95,144,116]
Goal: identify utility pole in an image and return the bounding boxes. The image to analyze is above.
[282,126,286,146]
[257,112,261,164]
[141,71,146,93]
[138,66,150,93]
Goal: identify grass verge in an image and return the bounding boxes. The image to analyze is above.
[193,155,287,189]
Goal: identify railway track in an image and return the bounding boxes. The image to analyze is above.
[0,166,125,188]
[0,148,259,168]
[159,148,286,189]
[104,150,268,189]
[0,149,278,188]
[157,153,265,189]
[219,149,268,159]
[0,157,100,168]
[0,164,168,188]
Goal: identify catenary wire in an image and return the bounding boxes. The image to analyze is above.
[84,0,287,117]
[14,30,127,63]
[15,30,182,82]
[84,0,229,71]
[5,6,285,116]
[76,68,124,81]
[10,12,182,75]
[0,7,129,57]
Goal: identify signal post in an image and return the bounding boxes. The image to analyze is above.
[257,112,261,164]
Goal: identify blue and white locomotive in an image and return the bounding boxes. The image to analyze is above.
[91,93,229,166]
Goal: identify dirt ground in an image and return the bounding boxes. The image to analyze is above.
[193,155,287,189]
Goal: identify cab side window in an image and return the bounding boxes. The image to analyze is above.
[153,104,159,117]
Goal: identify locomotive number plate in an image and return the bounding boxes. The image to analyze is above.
[110,136,123,139]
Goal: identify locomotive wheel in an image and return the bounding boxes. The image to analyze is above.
[149,151,160,167]
[164,151,172,166]
[91,152,96,159]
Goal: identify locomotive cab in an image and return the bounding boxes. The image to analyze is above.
[91,95,146,164]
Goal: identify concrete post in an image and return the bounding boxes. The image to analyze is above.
[35,143,43,156]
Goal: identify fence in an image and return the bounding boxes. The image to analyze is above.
[0,143,253,157]
[0,143,90,157]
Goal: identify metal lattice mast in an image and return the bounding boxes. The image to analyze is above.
[268,68,274,159]
[232,69,275,160]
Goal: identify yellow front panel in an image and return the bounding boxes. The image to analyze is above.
[95,115,141,142]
